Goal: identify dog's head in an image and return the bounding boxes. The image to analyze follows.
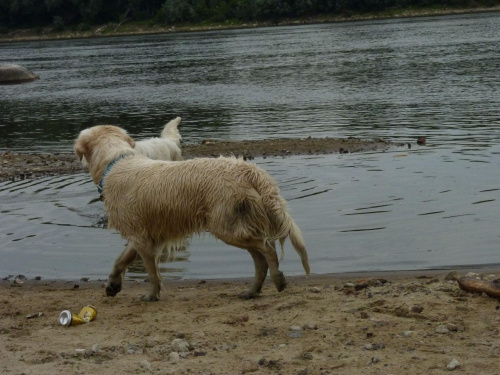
[74,125,136,166]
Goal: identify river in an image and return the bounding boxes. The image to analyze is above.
[1,12,499,280]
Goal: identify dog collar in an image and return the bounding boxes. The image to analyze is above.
[97,154,131,195]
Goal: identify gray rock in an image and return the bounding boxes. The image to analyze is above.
[436,325,449,334]
[169,352,180,363]
[140,360,152,371]
[288,331,303,338]
[0,64,39,84]
[447,358,460,370]
[171,339,191,352]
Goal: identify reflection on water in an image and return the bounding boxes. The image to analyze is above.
[0,144,499,280]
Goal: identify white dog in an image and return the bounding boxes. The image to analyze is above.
[74,125,310,301]
[134,116,182,161]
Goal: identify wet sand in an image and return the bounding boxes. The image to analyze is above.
[0,136,396,182]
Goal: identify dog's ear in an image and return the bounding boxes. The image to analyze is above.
[74,133,89,161]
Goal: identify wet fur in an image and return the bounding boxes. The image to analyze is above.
[74,125,310,301]
[134,117,183,161]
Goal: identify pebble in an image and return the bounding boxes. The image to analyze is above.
[436,325,449,334]
[289,325,302,331]
[410,304,424,314]
[402,330,413,337]
[303,323,318,330]
[171,339,191,352]
[344,282,355,288]
[309,287,321,293]
[444,270,460,281]
[447,358,460,370]
[140,360,152,371]
[370,318,389,327]
[169,352,180,363]
[288,331,303,338]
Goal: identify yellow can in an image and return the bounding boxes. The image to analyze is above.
[59,305,97,326]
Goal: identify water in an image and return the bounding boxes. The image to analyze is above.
[1,13,499,280]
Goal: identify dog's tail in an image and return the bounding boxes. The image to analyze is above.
[246,162,310,276]
[160,117,182,146]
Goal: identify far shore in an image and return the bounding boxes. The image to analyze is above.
[1,6,499,43]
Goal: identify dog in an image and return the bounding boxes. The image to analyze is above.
[79,117,183,170]
[133,116,183,161]
[74,125,310,301]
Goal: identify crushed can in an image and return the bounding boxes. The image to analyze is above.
[59,305,97,326]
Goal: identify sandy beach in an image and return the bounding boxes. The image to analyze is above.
[1,269,500,375]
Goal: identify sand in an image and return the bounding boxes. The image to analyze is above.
[1,270,499,375]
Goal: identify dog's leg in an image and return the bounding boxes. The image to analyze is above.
[239,249,269,300]
[261,243,287,292]
[136,246,162,302]
[106,242,138,297]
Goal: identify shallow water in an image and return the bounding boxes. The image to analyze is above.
[1,13,499,280]
[1,144,499,280]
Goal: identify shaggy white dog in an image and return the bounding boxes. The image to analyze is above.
[74,125,310,301]
[134,116,182,161]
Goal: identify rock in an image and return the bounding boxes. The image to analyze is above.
[370,356,380,364]
[140,360,152,370]
[169,352,180,363]
[360,311,369,319]
[303,323,318,330]
[446,323,458,332]
[171,339,191,352]
[447,358,460,370]
[436,325,449,334]
[309,286,321,293]
[91,344,100,354]
[464,272,481,279]
[288,331,303,338]
[370,318,389,327]
[444,270,460,281]
[410,304,424,314]
[0,64,39,84]
[402,330,413,337]
[289,325,302,331]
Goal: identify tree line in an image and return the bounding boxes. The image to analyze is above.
[0,0,497,30]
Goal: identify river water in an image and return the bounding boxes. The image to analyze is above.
[1,13,499,280]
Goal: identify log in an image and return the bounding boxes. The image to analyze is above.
[457,277,500,298]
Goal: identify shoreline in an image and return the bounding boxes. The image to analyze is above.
[0,136,398,182]
[1,7,499,43]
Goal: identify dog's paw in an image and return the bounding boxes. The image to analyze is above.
[274,272,287,292]
[140,294,159,302]
[105,282,122,297]
[238,290,259,300]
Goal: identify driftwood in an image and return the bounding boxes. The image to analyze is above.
[457,277,500,298]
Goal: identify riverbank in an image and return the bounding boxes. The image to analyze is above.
[1,269,499,374]
[1,6,499,43]
[0,136,397,182]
